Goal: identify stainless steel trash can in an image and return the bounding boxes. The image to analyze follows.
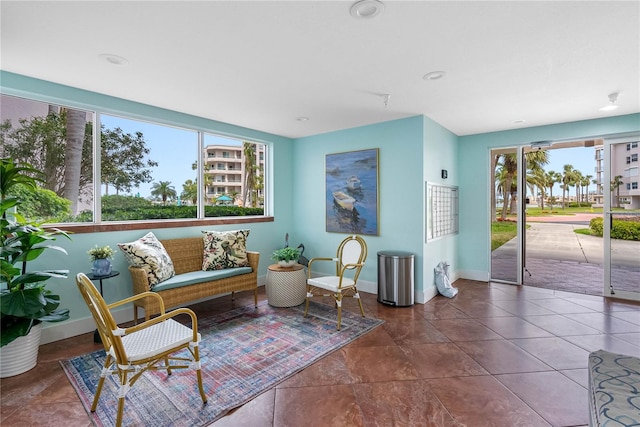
[377,250,414,306]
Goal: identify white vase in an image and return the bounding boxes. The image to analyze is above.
[0,322,43,378]
[278,260,296,268]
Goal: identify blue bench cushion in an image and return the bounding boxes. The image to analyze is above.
[153,267,253,292]
[588,349,640,427]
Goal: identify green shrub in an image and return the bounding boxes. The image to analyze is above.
[65,204,264,222]
[102,194,153,210]
[589,217,640,241]
[9,185,71,222]
[567,202,593,208]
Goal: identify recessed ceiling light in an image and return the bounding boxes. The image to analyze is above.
[99,53,129,66]
[296,117,310,122]
[350,0,384,19]
[512,119,526,124]
[423,71,446,81]
[599,92,620,112]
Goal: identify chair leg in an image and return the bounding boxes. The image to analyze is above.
[304,287,310,317]
[193,345,207,404]
[133,305,139,325]
[336,293,343,331]
[254,288,258,308]
[165,356,172,375]
[116,369,128,427]
[355,289,365,317]
[91,354,112,412]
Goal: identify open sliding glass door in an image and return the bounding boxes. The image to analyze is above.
[490,146,524,284]
[604,136,640,301]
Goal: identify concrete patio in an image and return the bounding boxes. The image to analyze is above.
[492,219,640,296]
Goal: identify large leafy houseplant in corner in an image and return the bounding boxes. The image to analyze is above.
[0,158,70,377]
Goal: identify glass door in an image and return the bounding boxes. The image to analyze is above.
[604,137,640,301]
[490,147,523,284]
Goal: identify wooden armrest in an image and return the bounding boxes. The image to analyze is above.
[108,291,166,315]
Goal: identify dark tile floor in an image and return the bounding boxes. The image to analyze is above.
[2,280,639,426]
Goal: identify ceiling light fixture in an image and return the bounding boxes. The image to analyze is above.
[423,71,446,81]
[99,53,129,66]
[512,119,526,124]
[296,117,310,122]
[599,92,620,112]
[350,0,384,19]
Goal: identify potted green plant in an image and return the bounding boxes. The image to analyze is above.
[0,158,71,377]
[88,245,115,276]
[271,246,301,267]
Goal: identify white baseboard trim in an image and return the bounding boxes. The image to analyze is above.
[416,285,438,304]
[457,270,489,282]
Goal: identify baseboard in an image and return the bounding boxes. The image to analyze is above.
[416,285,438,304]
[457,269,489,282]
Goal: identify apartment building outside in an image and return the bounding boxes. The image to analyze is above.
[593,141,640,208]
[203,143,265,206]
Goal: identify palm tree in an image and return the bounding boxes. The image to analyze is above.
[545,170,561,208]
[573,170,584,207]
[62,108,87,214]
[610,175,624,208]
[494,150,549,220]
[181,179,197,205]
[583,175,592,203]
[524,151,549,209]
[242,142,257,207]
[528,168,547,209]
[496,154,517,220]
[151,180,176,205]
[561,164,576,208]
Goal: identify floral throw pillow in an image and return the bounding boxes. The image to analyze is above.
[118,232,175,288]
[202,229,250,270]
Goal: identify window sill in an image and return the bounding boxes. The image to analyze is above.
[49,216,274,234]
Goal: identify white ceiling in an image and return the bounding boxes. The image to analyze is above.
[1,1,638,139]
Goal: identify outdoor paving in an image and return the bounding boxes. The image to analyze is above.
[492,217,640,297]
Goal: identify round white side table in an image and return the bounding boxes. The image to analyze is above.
[266,263,307,307]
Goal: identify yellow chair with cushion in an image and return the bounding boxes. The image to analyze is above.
[75,273,207,427]
[304,235,367,330]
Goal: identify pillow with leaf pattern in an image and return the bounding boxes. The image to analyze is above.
[118,232,175,288]
[202,229,250,270]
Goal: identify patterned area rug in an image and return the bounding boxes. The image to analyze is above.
[61,300,383,427]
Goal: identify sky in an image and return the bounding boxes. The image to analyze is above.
[539,146,597,196]
[100,114,242,199]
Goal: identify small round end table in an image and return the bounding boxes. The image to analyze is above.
[265,264,307,307]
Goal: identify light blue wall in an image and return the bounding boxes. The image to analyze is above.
[457,114,640,279]
[1,72,296,333]
[422,116,459,298]
[4,70,638,342]
[292,116,427,296]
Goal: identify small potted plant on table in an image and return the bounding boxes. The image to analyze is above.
[88,245,115,276]
[271,246,301,268]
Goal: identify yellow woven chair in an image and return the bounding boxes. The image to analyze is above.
[304,235,367,330]
[75,273,207,427]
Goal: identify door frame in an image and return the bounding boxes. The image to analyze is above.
[603,134,640,302]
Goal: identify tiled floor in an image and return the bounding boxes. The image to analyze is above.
[2,280,639,426]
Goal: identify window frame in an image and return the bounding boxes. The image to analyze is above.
[0,93,274,233]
